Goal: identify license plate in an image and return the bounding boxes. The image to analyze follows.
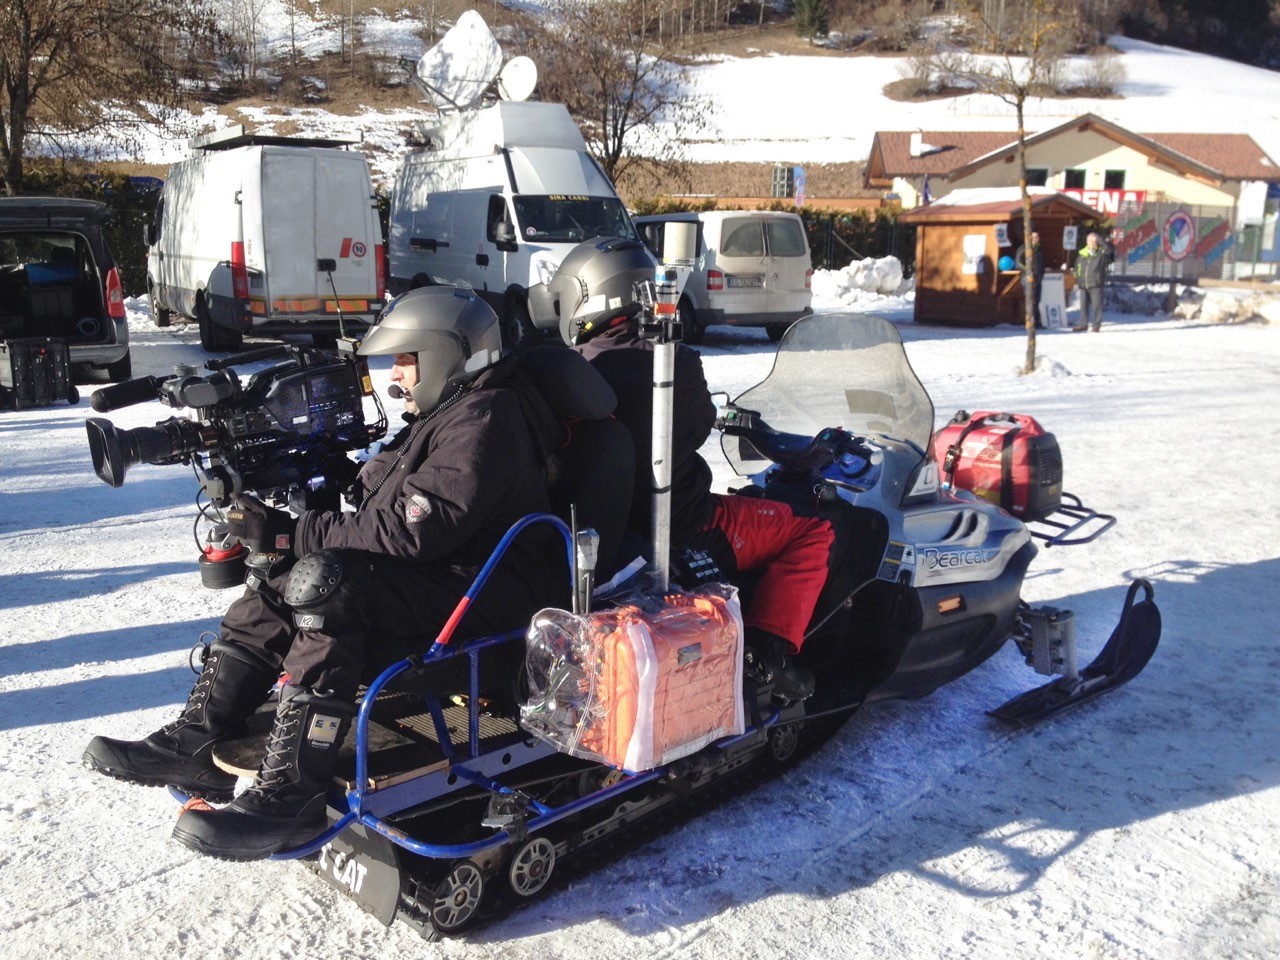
[726,276,763,288]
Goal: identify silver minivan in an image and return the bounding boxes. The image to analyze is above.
[634,210,813,343]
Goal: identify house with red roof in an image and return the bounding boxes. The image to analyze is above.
[865,113,1277,216]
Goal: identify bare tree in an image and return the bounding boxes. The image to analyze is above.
[1,0,212,195]
[1071,50,1127,93]
[226,0,269,83]
[928,0,1074,374]
[529,0,713,188]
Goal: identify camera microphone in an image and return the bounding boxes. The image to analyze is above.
[387,384,405,400]
[90,376,169,413]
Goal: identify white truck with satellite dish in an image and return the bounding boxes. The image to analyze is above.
[388,10,639,347]
[146,125,386,352]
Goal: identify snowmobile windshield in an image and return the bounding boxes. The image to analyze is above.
[724,313,933,475]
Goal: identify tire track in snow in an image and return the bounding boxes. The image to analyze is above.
[0,853,206,933]
[640,712,1041,959]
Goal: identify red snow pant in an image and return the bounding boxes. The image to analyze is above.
[696,494,834,651]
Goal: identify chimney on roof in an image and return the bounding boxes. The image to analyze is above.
[910,131,939,158]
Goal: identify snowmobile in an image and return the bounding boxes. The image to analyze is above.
[200,312,1160,939]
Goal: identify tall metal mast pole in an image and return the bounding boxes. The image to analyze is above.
[646,223,697,591]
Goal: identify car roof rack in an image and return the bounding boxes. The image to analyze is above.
[188,124,363,152]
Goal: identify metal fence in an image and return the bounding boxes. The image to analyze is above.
[1108,199,1278,284]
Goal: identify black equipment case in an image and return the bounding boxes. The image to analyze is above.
[1,338,77,410]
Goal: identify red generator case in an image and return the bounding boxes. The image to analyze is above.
[932,410,1063,522]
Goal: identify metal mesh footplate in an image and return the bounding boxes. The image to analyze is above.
[211,694,521,790]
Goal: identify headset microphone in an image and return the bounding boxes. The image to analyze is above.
[387,384,405,400]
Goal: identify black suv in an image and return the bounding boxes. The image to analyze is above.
[0,197,131,380]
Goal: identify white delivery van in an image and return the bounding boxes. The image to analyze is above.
[633,211,813,343]
[147,126,386,352]
[389,101,638,347]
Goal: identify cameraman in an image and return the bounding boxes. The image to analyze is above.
[84,287,563,861]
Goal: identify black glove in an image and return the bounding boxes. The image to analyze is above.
[226,495,297,556]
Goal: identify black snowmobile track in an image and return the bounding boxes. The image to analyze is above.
[388,712,852,941]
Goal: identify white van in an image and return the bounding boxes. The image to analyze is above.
[633,211,813,343]
[147,126,386,352]
[389,101,637,347]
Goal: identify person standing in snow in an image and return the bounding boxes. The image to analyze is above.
[1072,231,1111,332]
[551,237,835,702]
[1016,229,1046,329]
[83,287,564,861]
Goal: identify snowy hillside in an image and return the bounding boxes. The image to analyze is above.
[99,19,1280,186]
[679,36,1280,165]
[1,296,1278,958]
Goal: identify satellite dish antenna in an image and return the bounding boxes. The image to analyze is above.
[413,10,503,111]
[497,56,538,102]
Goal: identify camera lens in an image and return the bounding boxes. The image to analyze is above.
[85,418,208,487]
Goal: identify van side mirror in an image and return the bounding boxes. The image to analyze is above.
[494,221,518,251]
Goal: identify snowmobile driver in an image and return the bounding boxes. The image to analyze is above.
[82,286,566,861]
[551,237,835,701]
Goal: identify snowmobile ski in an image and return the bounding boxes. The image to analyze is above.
[990,579,1161,727]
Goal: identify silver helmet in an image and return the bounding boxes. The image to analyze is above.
[552,237,656,346]
[359,286,503,411]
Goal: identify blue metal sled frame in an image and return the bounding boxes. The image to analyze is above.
[207,511,776,864]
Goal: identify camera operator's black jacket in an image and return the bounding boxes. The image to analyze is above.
[575,324,716,547]
[294,358,561,582]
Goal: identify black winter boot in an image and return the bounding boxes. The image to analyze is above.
[82,640,277,802]
[171,685,353,861]
[746,630,815,703]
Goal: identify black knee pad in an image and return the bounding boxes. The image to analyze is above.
[284,550,365,633]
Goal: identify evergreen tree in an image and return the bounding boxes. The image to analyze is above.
[795,0,831,41]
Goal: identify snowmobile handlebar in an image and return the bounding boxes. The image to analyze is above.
[717,403,839,473]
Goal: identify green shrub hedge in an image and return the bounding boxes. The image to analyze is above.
[628,198,916,275]
[14,169,159,296]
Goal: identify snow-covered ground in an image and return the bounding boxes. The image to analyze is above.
[1,293,1277,958]
[7,9,1280,953]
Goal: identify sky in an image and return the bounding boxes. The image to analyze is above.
[4,10,1280,959]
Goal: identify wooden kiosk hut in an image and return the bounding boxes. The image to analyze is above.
[898,189,1103,326]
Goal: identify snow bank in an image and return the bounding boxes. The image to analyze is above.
[1095,282,1278,325]
[811,257,912,311]
[1107,284,1168,315]
[1174,288,1280,325]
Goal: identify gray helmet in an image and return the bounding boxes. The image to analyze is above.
[358,286,503,411]
[552,237,656,346]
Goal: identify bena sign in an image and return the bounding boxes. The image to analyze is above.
[1063,189,1148,215]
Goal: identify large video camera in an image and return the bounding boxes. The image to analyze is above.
[85,340,386,509]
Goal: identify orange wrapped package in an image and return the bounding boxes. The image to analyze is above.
[520,584,745,772]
